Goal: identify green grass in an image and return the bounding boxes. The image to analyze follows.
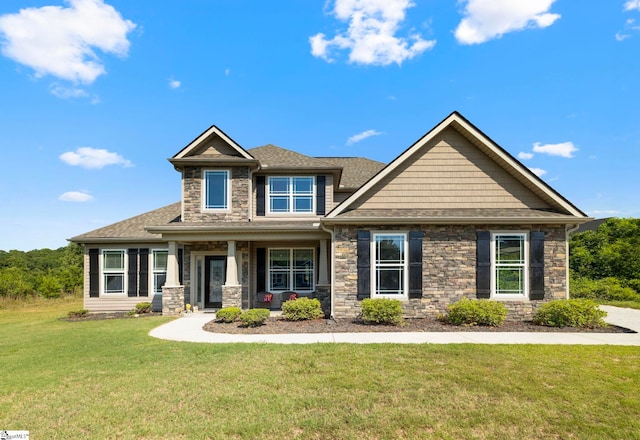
[601,300,640,310]
[2,298,640,439]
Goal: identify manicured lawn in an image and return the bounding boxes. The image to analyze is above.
[1,298,640,439]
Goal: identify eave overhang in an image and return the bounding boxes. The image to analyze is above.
[321,216,592,226]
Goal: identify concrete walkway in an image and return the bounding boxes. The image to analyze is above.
[149,305,640,345]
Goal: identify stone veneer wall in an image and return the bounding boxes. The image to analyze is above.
[333,224,567,321]
[182,166,250,223]
[162,286,185,316]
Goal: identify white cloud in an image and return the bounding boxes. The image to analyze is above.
[625,0,640,11]
[592,210,621,215]
[169,79,181,89]
[518,152,534,160]
[454,0,560,45]
[0,0,136,84]
[616,32,630,41]
[225,68,231,76]
[347,129,382,145]
[60,147,133,169]
[310,0,436,66]
[532,141,578,158]
[529,167,547,177]
[59,191,93,202]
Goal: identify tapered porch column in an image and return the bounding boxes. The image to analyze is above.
[318,239,329,285]
[162,240,184,315]
[165,241,180,286]
[222,240,242,308]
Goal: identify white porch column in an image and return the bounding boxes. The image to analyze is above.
[318,239,329,285]
[225,240,240,286]
[165,241,180,287]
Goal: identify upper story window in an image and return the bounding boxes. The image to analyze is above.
[371,233,408,298]
[492,232,527,298]
[204,170,230,211]
[268,176,314,214]
[103,250,126,295]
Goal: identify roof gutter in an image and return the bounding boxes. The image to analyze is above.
[321,216,593,226]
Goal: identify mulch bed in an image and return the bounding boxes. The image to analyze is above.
[203,317,635,335]
[63,312,160,322]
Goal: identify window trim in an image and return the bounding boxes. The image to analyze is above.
[370,232,409,299]
[151,249,168,295]
[203,169,231,212]
[102,249,127,296]
[267,247,315,292]
[490,231,529,299]
[266,176,316,215]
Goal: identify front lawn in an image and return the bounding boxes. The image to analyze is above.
[1,298,639,439]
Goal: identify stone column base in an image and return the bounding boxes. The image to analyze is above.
[315,284,331,318]
[222,285,242,309]
[162,286,185,316]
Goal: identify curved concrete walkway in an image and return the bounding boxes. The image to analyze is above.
[149,305,640,345]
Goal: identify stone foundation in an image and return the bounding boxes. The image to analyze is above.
[222,285,242,308]
[315,284,331,317]
[162,286,185,316]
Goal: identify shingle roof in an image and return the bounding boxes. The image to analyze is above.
[69,202,181,243]
[248,145,337,169]
[317,157,385,189]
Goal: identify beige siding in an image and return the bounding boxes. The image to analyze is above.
[332,191,352,208]
[189,135,243,157]
[352,127,552,211]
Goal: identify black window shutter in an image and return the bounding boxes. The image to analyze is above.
[139,248,149,297]
[408,230,424,299]
[89,248,99,298]
[316,175,326,216]
[127,248,138,297]
[256,247,266,292]
[357,231,371,300]
[256,176,265,216]
[178,248,184,284]
[476,231,491,298]
[529,232,545,300]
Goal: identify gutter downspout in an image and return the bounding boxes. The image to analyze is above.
[320,222,336,320]
[566,224,581,299]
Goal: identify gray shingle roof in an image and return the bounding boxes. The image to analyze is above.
[248,145,337,169]
[317,157,385,189]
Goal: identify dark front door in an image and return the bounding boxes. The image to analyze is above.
[205,256,226,309]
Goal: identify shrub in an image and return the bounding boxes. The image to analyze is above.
[360,298,403,325]
[533,299,607,328]
[67,309,88,318]
[37,272,62,298]
[135,302,152,314]
[444,298,507,327]
[282,297,324,321]
[216,307,242,323]
[240,308,270,327]
[571,276,640,302]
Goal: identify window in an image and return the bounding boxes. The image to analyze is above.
[372,233,407,298]
[103,250,125,295]
[268,248,314,292]
[492,233,527,297]
[152,250,168,294]
[268,176,314,213]
[204,170,229,210]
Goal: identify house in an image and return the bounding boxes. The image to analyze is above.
[69,111,590,320]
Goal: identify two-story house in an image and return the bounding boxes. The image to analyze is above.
[70,112,590,320]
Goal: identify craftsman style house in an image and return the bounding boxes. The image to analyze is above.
[70,112,590,320]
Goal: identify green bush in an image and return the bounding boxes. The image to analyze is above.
[135,302,152,314]
[282,297,324,321]
[67,309,88,318]
[216,307,242,323]
[240,308,270,327]
[444,298,507,327]
[533,299,607,328]
[571,276,640,302]
[37,272,62,298]
[360,298,403,325]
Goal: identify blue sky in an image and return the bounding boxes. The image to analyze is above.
[1,0,639,251]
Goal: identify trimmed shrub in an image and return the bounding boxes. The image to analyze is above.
[282,297,324,321]
[68,309,88,318]
[444,298,507,327]
[571,276,640,302]
[216,307,242,323]
[360,298,403,325]
[240,308,270,327]
[135,302,152,314]
[533,299,607,328]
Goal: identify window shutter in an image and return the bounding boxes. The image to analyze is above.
[357,231,371,300]
[256,176,265,216]
[408,230,424,299]
[476,231,491,298]
[139,248,149,297]
[316,175,326,216]
[529,232,545,300]
[178,248,184,284]
[89,248,99,298]
[256,247,266,292]
[128,248,138,297]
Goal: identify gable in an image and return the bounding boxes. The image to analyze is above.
[350,127,551,211]
[187,135,247,158]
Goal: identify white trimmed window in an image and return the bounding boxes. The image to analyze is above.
[372,233,408,298]
[492,232,528,298]
[152,250,168,294]
[268,248,314,292]
[268,176,314,213]
[204,170,230,210]
[103,250,125,295]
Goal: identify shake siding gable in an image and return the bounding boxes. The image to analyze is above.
[350,128,552,211]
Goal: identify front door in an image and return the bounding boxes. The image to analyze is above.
[204,256,226,309]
